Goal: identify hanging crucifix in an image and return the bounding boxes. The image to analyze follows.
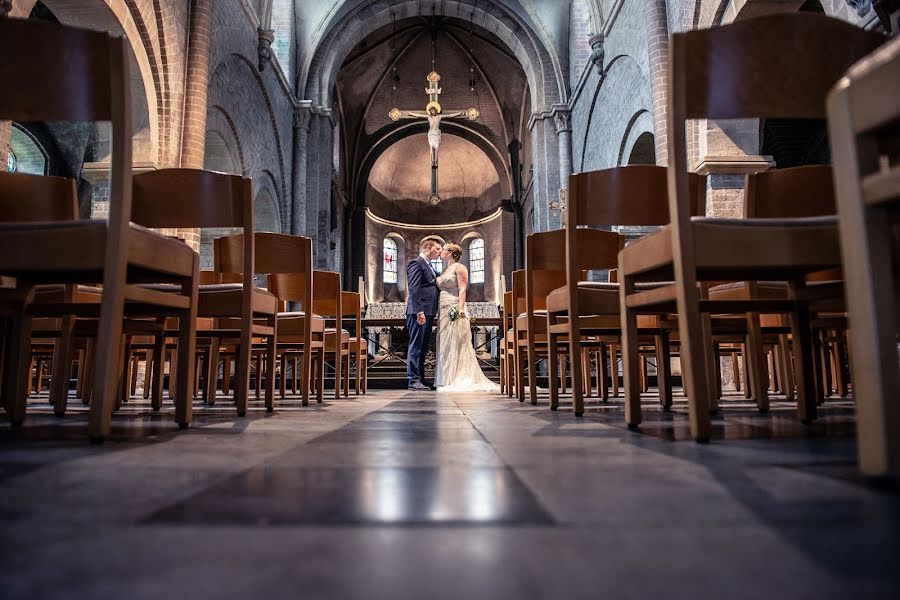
[389,70,479,205]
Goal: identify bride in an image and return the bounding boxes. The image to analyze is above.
[434,243,500,393]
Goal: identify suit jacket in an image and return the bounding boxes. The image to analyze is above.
[406,255,439,316]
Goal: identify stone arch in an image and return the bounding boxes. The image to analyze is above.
[208,53,288,206]
[617,110,655,166]
[357,123,513,226]
[301,0,566,113]
[34,0,161,165]
[708,0,863,25]
[626,131,657,165]
[204,107,244,175]
[254,170,283,233]
[579,55,650,171]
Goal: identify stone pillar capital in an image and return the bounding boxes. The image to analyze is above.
[293,103,312,131]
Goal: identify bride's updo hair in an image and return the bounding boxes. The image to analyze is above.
[443,242,463,261]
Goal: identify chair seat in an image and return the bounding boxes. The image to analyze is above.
[197,285,277,317]
[620,216,841,281]
[275,311,326,337]
[0,220,195,281]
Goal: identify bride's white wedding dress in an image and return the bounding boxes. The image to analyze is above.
[434,262,500,393]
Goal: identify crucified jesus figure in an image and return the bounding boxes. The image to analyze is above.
[390,105,475,167]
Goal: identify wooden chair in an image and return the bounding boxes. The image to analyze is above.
[708,165,842,409]
[827,36,900,478]
[341,291,367,395]
[520,245,568,405]
[618,13,884,442]
[500,290,514,395]
[311,271,349,401]
[550,166,705,415]
[206,226,281,413]
[0,19,198,441]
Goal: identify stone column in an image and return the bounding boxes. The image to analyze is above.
[291,104,311,235]
[306,109,334,269]
[644,0,670,166]
[178,0,212,250]
[554,108,573,230]
[527,112,564,233]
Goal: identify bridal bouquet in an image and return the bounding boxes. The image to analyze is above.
[448,306,477,325]
[448,305,466,322]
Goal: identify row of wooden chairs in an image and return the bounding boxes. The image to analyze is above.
[501,13,898,479]
[0,19,366,442]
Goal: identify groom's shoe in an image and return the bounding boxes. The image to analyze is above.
[408,381,429,391]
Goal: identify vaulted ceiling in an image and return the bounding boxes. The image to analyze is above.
[335,16,529,224]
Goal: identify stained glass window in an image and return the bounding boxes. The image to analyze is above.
[430,258,443,274]
[383,237,398,284]
[469,238,485,284]
[6,149,16,173]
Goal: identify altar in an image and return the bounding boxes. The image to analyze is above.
[363,302,502,381]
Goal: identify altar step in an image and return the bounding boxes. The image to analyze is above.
[365,357,502,389]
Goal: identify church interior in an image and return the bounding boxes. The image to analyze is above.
[1,0,900,597]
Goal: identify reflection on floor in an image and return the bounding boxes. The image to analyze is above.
[1,390,898,599]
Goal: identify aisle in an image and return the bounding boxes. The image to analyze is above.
[0,391,898,599]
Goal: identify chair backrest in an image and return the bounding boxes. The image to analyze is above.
[311,270,342,319]
[827,34,900,206]
[0,173,78,222]
[133,169,252,229]
[0,18,132,266]
[744,165,836,218]
[341,291,362,338]
[667,13,884,270]
[511,270,527,315]
[568,166,706,228]
[503,291,513,330]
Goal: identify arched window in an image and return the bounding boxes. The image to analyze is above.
[383,237,398,284]
[270,0,294,78]
[8,124,47,175]
[430,257,443,274]
[469,238,485,284]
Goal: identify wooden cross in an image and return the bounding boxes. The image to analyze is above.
[389,71,479,205]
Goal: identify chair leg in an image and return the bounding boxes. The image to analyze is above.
[834,333,849,398]
[234,323,252,417]
[265,318,277,412]
[582,348,592,398]
[746,312,770,412]
[150,330,165,411]
[222,356,232,395]
[620,277,642,429]
[82,338,95,406]
[50,315,75,417]
[515,342,526,402]
[732,351,741,392]
[674,290,713,443]
[3,302,33,427]
[610,343,619,397]
[599,344,609,402]
[656,334,673,410]
[343,351,350,398]
[300,347,312,406]
[547,317,560,411]
[789,293,817,425]
[174,274,198,429]
[88,287,127,442]
[317,346,325,403]
[205,341,220,405]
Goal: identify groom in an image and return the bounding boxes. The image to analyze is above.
[406,239,441,390]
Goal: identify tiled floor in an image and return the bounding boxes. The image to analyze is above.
[1,390,898,599]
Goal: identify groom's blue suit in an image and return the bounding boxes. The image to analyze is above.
[406,255,439,386]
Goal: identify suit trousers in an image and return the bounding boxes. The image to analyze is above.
[406,313,434,385]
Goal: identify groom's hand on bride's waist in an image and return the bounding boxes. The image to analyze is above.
[417,311,426,325]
